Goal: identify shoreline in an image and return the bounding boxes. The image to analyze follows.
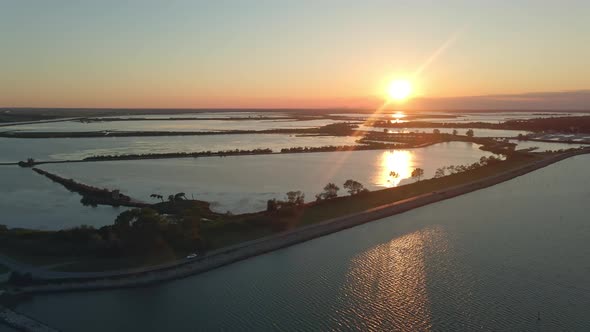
[6,148,589,295]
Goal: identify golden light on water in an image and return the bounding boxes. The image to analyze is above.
[391,111,406,119]
[340,226,448,330]
[378,150,414,187]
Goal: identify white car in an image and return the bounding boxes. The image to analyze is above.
[186,253,198,259]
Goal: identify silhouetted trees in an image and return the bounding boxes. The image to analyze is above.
[316,183,340,201]
[466,129,474,137]
[432,156,504,179]
[343,179,369,195]
[266,191,305,212]
[150,194,164,202]
[411,168,425,181]
[285,191,305,205]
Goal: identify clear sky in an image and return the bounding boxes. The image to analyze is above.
[1,0,589,109]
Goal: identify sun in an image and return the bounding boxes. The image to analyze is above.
[387,79,412,101]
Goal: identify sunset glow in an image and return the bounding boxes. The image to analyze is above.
[387,80,413,101]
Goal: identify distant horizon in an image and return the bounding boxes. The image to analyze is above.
[3,89,590,112]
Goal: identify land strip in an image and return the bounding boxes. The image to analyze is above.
[6,148,589,295]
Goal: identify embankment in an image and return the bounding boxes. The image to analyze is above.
[32,168,147,208]
[11,148,590,294]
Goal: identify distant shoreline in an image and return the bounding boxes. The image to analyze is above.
[7,148,589,296]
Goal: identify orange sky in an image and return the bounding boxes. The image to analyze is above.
[2,1,589,109]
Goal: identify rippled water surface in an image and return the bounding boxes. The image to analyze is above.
[17,154,590,331]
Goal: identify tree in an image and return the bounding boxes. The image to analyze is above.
[466,129,474,137]
[150,194,164,202]
[315,183,340,201]
[433,129,441,135]
[452,129,458,136]
[434,167,446,178]
[113,208,169,253]
[411,168,424,181]
[343,179,368,195]
[267,198,278,212]
[389,171,399,179]
[285,191,305,205]
[174,192,187,201]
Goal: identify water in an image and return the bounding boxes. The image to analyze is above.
[509,139,586,152]
[0,167,124,230]
[423,111,590,123]
[1,118,338,133]
[40,142,492,214]
[0,134,360,163]
[98,111,291,119]
[16,154,590,331]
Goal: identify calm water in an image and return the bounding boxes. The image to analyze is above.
[17,154,590,331]
[41,142,493,214]
[1,118,337,133]
[0,167,124,230]
[0,134,360,162]
[509,139,586,152]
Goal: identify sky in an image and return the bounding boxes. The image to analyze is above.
[1,0,590,109]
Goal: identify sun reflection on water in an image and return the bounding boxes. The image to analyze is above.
[339,226,448,331]
[377,150,414,187]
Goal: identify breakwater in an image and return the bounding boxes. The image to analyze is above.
[32,168,147,208]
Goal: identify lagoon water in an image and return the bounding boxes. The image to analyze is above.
[16,154,590,331]
[0,118,337,133]
[41,142,493,214]
[0,167,123,230]
[0,134,360,163]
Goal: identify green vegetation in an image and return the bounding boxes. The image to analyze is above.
[0,264,9,274]
[0,151,550,273]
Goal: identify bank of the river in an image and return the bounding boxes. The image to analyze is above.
[5,148,588,295]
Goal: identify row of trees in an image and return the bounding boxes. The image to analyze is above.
[433,155,503,178]
[266,179,372,211]
[150,192,187,202]
[315,179,370,201]
[432,128,473,137]
[84,148,274,161]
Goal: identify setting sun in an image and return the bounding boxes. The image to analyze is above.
[387,80,413,101]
